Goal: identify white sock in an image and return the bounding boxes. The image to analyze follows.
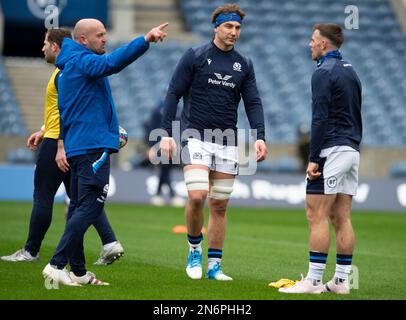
[103,241,118,251]
[208,258,221,270]
[189,243,202,253]
[334,264,352,282]
[306,262,326,284]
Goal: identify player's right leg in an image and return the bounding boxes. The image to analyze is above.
[47,152,110,286]
[1,138,65,262]
[44,156,78,285]
[280,155,337,294]
[281,146,358,294]
[279,193,335,294]
[184,164,210,279]
[62,156,124,266]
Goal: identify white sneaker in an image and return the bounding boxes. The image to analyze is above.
[151,195,165,206]
[324,278,350,294]
[1,248,39,262]
[206,262,233,281]
[279,275,324,294]
[70,271,110,286]
[42,263,81,286]
[94,241,124,265]
[171,196,186,207]
[186,249,202,280]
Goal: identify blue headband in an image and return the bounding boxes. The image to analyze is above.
[213,12,242,28]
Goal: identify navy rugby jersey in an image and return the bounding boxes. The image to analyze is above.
[310,56,362,163]
[162,41,265,144]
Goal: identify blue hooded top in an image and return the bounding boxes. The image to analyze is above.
[56,36,149,158]
[310,52,362,163]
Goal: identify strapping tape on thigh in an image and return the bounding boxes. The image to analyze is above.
[184,169,209,191]
[209,179,234,200]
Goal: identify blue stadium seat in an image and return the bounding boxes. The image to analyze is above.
[390,161,406,178]
[6,147,35,164]
[0,57,27,136]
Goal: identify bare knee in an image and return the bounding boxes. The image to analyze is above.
[188,192,207,211]
[306,209,320,225]
[328,212,338,228]
[306,195,336,226]
[306,205,328,226]
[330,194,353,229]
[210,199,228,215]
[330,214,352,230]
[306,200,318,223]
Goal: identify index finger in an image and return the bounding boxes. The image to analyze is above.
[158,22,169,30]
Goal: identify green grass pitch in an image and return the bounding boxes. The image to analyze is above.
[0,201,405,300]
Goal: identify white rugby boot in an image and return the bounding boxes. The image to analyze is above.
[42,263,81,287]
[323,278,350,294]
[70,271,110,286]
[186,249,202,280]
[279,275,324,294]
[1,248,39,262]
[94,241,124,265]
[206,262,233,281]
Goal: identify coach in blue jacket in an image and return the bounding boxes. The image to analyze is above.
[42,19,169,286]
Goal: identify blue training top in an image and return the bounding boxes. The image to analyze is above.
[310,52,362,163]
[162,41,265,145]
[56,37,150,158]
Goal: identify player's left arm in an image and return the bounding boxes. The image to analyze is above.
[241,59,267,162]
[309,69,331,162]
[307,69,331,179]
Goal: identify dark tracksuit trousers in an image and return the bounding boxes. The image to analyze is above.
[157,164,175,197]
[25,139,116,257]
[50,151,111,275]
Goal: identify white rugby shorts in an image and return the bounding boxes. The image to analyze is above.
[183,138,238,175]
[306,146,360,196]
